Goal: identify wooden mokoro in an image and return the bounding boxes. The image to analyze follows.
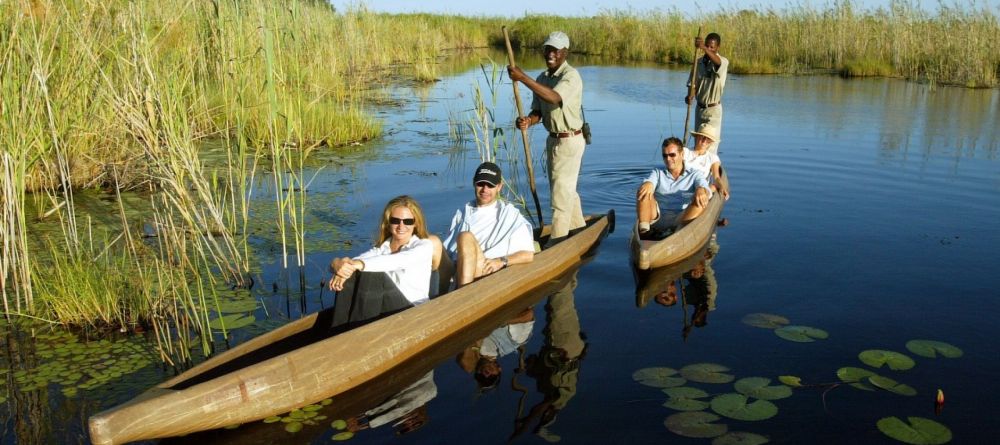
[88,211,614,445]
[629,172,727,270]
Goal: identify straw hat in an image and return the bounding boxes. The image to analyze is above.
[690,123,721,142]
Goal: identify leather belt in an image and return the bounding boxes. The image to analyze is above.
[549,129,582,138]
[697,102,721,109]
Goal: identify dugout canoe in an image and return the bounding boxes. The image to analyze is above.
[632,242,710,308]
[88,211,614,445]
[629,171,727,270]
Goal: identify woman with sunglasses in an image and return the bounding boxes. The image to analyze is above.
[329,196,437,322]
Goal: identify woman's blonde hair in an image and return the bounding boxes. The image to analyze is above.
[375,195,429,245]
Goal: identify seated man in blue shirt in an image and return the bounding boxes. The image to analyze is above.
[636,137,711,238]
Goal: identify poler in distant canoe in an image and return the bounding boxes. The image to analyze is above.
[328,195,441,327]
[508,31,586,240]
[635,138,712,239]
[685,32,729,153]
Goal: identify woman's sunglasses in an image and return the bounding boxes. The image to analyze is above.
[389,217,415,226]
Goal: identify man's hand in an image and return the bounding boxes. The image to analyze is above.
[515,115,532,130]
[636,181,654,202]
[694,187,710,208]
[507,65,528,83]
[685,95,694,105]
[481,257,505,275]
[694,36,705,51]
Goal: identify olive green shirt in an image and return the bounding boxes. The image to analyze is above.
[531,62,584,133]
[689,54,729,105]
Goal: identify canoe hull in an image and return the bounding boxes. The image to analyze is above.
[88,213,612,445]
[629,186,725,270]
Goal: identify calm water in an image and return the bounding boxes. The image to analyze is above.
[5,55,1000,444]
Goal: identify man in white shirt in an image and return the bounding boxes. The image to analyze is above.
[440,162,535,289]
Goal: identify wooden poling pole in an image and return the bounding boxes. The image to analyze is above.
[683,26,703,145]
[503,26,545,227]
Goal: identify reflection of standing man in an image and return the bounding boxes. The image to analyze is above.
[685,33,728,153]
[513,272,586,442]
[508,31,586,239]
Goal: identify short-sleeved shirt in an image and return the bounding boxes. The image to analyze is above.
[689,54,729,105]
[644,166,710,212]
[443,200,535,260]
[531,62,583,133]
[683,147,721,178]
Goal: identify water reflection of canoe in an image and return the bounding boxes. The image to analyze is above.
[633,243,709,308]
[628,172,727,270]
[87,211,614,445]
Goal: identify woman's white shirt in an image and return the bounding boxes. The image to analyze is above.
[354,236,433,305]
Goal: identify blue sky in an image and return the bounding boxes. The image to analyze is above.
[330,0,999,17]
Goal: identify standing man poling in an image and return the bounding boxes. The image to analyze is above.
[508,31,586,240]
[685,32,729,153]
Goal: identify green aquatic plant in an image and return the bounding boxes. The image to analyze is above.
[712,431,771,445]
[876,416,952,444]
[710,394,778,421]
[733,377,793,401]
[664,411,728,438]
[662,386,711,411]
[905,340,963,359]
[680,363,735,384]
[332,431,355,440]
[837,366,878,391]
[741,313,790,329]
[633,367,687,388]
[777,376,802,388]
[859,350,915,371]
[868,376,917,397]
[774,325,828,343]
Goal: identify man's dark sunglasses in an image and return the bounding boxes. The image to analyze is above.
[475,181,497,189]
[389,217,415,226]
[662,152,679,158]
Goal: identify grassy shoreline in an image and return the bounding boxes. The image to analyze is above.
[1,0,997,358]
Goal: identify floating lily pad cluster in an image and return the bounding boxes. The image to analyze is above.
[3,330,152,399]
[634,363,778,444]
[741,313,828,343]
[782,338,961,444]
[259,399,333,433]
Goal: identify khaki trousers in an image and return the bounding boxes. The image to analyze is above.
[695,105,723,154]
[546,133,586,238]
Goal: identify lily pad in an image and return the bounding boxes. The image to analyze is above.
[713,431,771,445]
[711,394,778,421]
[859,350,915,371]
[734,377,793,400]
[633,367,687,388]
[262,416,282,424]
[680,363,735,384]
[778,375,802,388]
[284,421,303,433]
[876,416,952,444]
[215,300,259,313]
[663,387,711,411]
[208,314,256,331]
[331,419,347,430]
[331,431,355,441]
[868,375,917,396]
[741,313,790,329]
[774,325,828,342]
[665,411,728,438]
[905,340,963,359]
[836,366,877,391]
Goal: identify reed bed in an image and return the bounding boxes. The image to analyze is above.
[501,1,999,88]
